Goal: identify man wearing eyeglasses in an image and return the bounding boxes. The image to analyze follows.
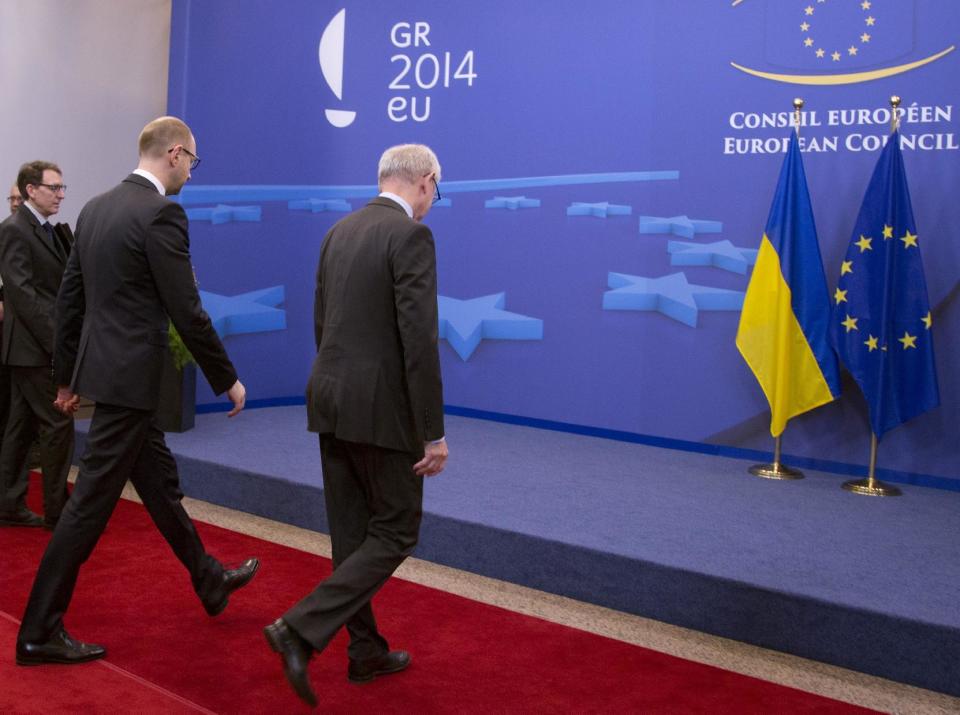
[15,116,257,667]
[7,183,23,215]
[264,144,448,707]
[0,162,74,529]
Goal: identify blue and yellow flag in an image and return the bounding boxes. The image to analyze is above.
[736,132,841,437]
[830,131,939,439]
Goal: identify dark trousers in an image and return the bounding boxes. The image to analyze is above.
[18,404,223,643]
[0,366,73,520]
[0,354,11,473]
[284,434,423,660]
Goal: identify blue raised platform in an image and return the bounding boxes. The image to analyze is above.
[74,406,960,696]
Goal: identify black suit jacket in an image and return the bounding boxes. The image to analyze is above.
[307,196,444,454]
[54,174,236,410]
[0,205,72,367]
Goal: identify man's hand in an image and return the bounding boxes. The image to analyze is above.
[414,439,448,477]
[53,386,80,415]
[226,379,246,417]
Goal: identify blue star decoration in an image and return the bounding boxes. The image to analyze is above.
[667,240,758,275]
[438,293,543,360]
[602,272,744,327]
[566,202,632,218]
[484,196,541,210]
[186,204,262,225]
[288,198,352,213]
[199,286,286,339]
[638,215,722,239]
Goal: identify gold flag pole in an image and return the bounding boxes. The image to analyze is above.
[749,433,803,480]
[748,98,806,482]
[840,96,903,498]
[842,433,902,496]
[792,96,803,135]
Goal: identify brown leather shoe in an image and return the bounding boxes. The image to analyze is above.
[204,557,259,616]
[264,619,317,706]
[16,629,106,665]
[348,650,411,683]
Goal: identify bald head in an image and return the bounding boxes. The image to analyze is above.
[136,116,197,196]
[138,116,193,159]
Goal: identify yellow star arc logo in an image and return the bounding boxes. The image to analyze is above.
[898,332,917,349]
[840,260,853,276]
[900,230,918,248]
[834,288,848,304]
[855,235,873,252]
[842,315,859,332]
[864,335,879,352]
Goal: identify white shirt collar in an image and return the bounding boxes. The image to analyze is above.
[24,200,50,225]
[133,168,166,195]
[379,191,412,218]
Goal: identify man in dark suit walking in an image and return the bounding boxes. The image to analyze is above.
[0,162,74,528]
[265,144,449,706]
[15,117,258,666]
[0,182,26,513]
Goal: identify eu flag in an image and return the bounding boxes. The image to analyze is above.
[830,131,940,438]
[737,132,841,437]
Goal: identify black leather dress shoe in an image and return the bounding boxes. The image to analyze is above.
[348,650,411,683]
[264,618,317,706]
[16,629,106,665]
[204,557,259,616]
[0,508,44,527]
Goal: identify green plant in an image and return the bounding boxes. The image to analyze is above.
[168,323,196,371]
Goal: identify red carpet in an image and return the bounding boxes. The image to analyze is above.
[1,476,875,713]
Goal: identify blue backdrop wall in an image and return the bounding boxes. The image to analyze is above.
[168,0,959,486]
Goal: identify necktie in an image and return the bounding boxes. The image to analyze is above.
[42,222,65,260]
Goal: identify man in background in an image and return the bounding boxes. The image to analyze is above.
[0,163,74,528]
[265,144,449,706]
[0,183,22,490]
[7,183,23,213]
[15,116,258,666]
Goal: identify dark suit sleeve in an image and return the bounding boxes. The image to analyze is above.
[53,242,85,385]
[144,202,238,395]
[313,235,329,352]
[391,224,445,442]
[0,222,55,356]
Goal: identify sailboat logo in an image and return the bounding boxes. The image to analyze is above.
[319,8,357,128]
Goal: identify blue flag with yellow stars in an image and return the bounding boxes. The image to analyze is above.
[830,131,939,439]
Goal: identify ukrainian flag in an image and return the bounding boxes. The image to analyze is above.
[736,132,841,436]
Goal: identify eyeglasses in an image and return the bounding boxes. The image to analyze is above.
[168,145,201,170]
[431,176,441,205]
[35,183,67,193]
[6,195,22,204]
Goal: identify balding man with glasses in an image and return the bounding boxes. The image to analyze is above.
[15,117,256,667]
[7,183,24,215]
[0,161,74,528]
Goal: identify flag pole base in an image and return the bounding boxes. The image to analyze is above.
[842,478,902,497]
[748,463,804,480]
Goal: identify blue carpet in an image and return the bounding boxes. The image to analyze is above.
[74,406,960,696]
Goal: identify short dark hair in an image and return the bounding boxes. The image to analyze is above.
[17,160,62,199]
